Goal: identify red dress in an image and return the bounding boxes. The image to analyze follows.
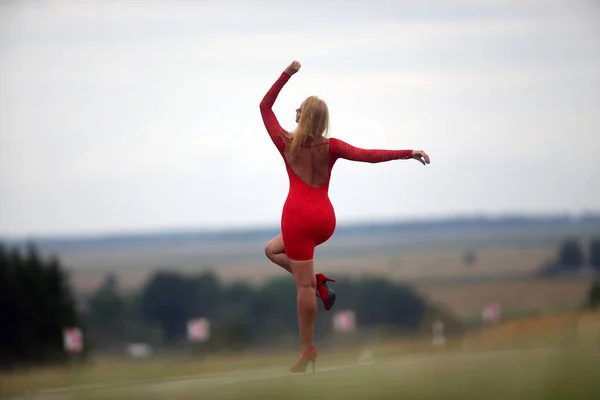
[260,71,414,261]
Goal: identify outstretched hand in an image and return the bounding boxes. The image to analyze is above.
[411,150,430,165]
[284,60,301,76]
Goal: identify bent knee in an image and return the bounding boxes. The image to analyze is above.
[264,243,274,260]
[265,243,284,264]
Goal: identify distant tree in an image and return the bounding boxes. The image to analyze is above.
[224,281,255,321]
[350,278,427,330]
[537,238,585,277]
[139,271,221,344]
[101,272,119,293]
[586,280,600,309]
[463,250,477,267]
[322,277,428,335]
[590,238,600,272]
[247,277,298,345]
[557,237,584,270]
[85,274,126,348]
[0,242,80,369]
[537,260,563,277]
[191,271,222,320]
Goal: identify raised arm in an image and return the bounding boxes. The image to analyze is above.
[329,138,415,164]
[259,61,302,152]
[259,71,291,150]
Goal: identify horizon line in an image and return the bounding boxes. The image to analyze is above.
[2,210,600,242]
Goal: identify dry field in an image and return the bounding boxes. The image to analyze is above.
[415,278,591,319]
[69,244,558,291]
[218,244,555,282]
[462,309,600,350]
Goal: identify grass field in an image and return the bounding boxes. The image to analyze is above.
[108,349,598,400]
[2,310,599,399]
[3,347,598,399]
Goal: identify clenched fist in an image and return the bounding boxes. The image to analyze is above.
[284,60,301,76]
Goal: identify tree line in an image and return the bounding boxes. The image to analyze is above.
[537,236,600,277]
[83,269,441,352]
[1,241,458,369]
[0,242,80,368]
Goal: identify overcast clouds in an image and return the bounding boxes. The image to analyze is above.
[1,0,599,238]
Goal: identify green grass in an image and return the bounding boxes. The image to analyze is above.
[65,347,600,400]
[0,344,391,398]
[2,308,599,399]
[3,343,599,399]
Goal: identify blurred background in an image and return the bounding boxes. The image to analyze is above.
[1,0,599,398]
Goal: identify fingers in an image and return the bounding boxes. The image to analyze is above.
[412,151,430,166]
[416,151,430,165]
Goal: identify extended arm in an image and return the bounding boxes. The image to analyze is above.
[329,138,414,164]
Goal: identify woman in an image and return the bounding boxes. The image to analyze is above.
[259,60,430,373]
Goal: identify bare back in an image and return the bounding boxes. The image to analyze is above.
[283,142,331,188]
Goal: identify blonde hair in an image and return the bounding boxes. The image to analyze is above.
[284,96,330,159]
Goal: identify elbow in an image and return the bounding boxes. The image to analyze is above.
[260,93,275,112]
[259,101,269,112]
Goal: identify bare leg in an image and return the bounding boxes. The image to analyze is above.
[291,259,317,351]
[265,234,292,274]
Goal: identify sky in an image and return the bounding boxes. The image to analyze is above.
[1,0,599,238]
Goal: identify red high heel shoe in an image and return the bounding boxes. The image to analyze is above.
[289,345,318,373]
[315,273,336,311]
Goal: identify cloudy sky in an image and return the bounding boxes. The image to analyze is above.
[1,0,599,238]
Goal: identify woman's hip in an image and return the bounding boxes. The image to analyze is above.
[281,202,336,243]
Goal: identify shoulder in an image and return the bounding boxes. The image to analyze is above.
[327,137,344,148]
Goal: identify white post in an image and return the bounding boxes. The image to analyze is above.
[432,320,446,346]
